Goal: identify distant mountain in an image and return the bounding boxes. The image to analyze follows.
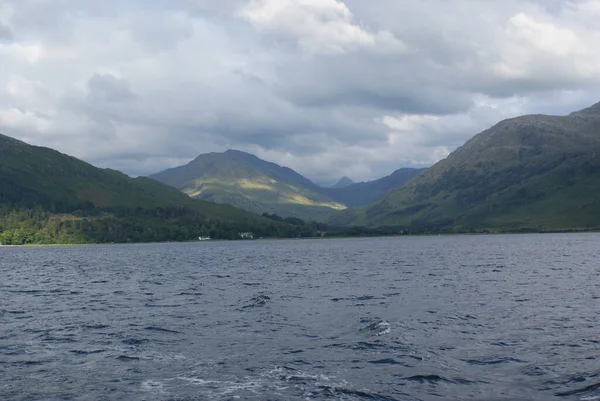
[330,101,600,231]
[149,150,346,220]
[149,150,425,219]
[0,134,302,244]
[324,168,425,207]
[331,176,355,188]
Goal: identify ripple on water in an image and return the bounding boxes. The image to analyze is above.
[117,355,140,361]
[3,235,600,400]
[122,338,150,346]
[368,358,411,367]
[462,356,526,366]
[241,294,271,309]
[399,374,479,386]
[144,326,181,334]
[555,382,600,398]
[360,319,391,337]
[69,349,106,355]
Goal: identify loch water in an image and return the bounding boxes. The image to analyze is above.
[2,234,600,401]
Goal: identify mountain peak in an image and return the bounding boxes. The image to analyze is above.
[149,149,345,219]
[224,149,249,155]
[331,176,355,189]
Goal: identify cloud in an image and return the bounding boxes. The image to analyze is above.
[86,73,136,103]
[0,22,12,41]
[1,0,600,183]
[0,107,52,134]
[237,0,406,54]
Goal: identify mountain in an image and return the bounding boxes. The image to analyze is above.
[331,176,355,188]
[149,150,424,220]
[0,134,307,244]
[330,102,600,231]
[324,168,425,207]
[149,150,346,220]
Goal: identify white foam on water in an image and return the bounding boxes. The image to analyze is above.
[581,397,600,401]
[141,380,166,393]
[376,321,391,336]
[177,377,228,388]
[263,366,337,384]
[143,351,189,362]
[175,367,345,399]
[177,376,264,395]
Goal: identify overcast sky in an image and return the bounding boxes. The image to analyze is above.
[1,0,599,184]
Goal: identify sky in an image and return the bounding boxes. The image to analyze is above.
[1,0,600,185]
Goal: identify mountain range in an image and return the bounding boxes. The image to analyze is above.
[0,134,309,244]
[149,150,423,220]
[331,102,600,232]
[4,100,600,242]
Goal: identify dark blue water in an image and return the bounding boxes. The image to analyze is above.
[2,234,600,400]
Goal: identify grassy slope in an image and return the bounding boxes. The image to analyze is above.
[150,150,346,220]
[0,134,273,225]
[331,102,600,230]
[150,150,425,220]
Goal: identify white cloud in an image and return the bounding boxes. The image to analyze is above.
[488,10,600,82]
[472,3,600,91]
[507,13,583,56]
[237,0,406,54]
[0,42,44,63]
[0,107,52,133]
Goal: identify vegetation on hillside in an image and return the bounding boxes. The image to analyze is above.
[150,150,347,220]
[331,102,600,231]
[7,102,600,242]
[149,149,422,220]
[0,134,316,245]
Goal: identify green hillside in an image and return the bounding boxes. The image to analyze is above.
[150,150,347,220]
[0,134,310,244]
[149,150,423,220]
[331,102,600,232]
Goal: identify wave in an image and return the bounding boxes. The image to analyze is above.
[555,382,600,397]
[116,355,140,361]
[144,326,181,334]
[400,374,477,385]
[69,349,106,355]
[242,294,271,309]
[360,319,391,336]
[313,385,400,400]
[462,356,525,366]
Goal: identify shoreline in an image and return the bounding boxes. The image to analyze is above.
[2,230,600,248]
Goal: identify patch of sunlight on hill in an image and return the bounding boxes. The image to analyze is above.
[237,179,276,191]
[186,188,204,198]
[284,193,347,210]
[182,177,346,211]
[185,178,276,197]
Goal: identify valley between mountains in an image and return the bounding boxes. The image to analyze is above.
[2,101,600,244]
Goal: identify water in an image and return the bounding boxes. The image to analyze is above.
[2,234,600,401]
